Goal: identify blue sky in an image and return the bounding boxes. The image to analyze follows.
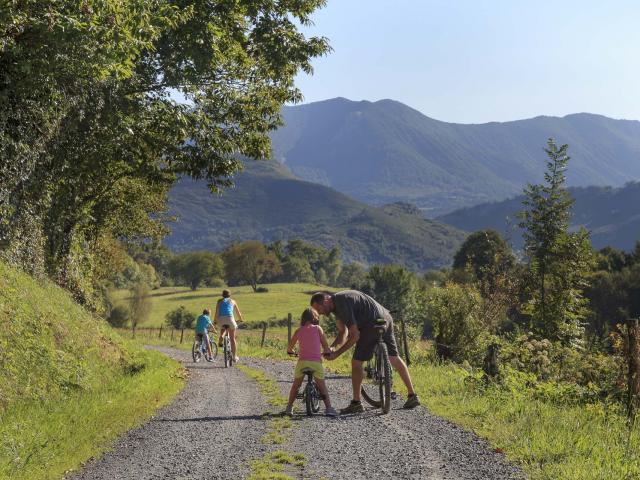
[295,0,640,124]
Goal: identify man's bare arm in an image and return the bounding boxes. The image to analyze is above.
[334,324,360,357]
[330,319,347,349]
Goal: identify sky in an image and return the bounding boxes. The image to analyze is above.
[294,0,640,124]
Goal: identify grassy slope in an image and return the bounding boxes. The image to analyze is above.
[115,283,332,328]
[0,262,184,480]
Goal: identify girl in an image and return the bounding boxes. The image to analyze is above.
[285,308,338,417]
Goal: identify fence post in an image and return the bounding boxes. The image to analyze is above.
[180,328,184,344]
[132,326,136,339]
[483,343,500,380]
[170,328,174,341]
[628,319,640,419]
[159,325,163,339]
[398,314,411,366]
[287,313,292,345]
[261,322,267,348]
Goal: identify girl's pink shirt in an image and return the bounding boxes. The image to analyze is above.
[297,324,322,362]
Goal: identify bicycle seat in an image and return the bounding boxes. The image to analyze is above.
[301,368,315,375]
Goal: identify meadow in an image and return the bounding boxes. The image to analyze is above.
[113,283,332,327]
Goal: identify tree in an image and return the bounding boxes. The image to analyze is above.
[452,229,515,292]
[223,241,281,292]
[1,0,330,303]
[128,280,152,329]
[337,263,368,289]
[165,306,196,329]
[518,139,594,344]
[169,251,223,290]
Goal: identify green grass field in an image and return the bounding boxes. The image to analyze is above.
[115,283,332,327]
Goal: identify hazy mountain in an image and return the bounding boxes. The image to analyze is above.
[271,98,640,216]
[164,160,466,271]
[438,182,640,251]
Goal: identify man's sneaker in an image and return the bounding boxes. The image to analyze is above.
[403,394,420,409]
[206,356,214,363]
[284,405,293,417]
[218,340,223,347]
[325,406,339,417]
[339,401,364,414]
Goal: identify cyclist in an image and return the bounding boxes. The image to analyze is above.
[285,308,338,417]
[310,290,420,414]
[215,289,244,363]
[195,308,215,362]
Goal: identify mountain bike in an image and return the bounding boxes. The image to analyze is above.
[192,332,217,363]
[360,318,393,414]
[289,353,322,416]
[222,325,234,367]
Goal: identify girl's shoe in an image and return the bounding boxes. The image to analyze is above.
[325,406,339,417]
[284,405,293,417]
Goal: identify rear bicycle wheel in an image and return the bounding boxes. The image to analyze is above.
[304,379,320,416]
[192,340,202,363]
[223,338,230,368]
[311,381,321,413]
[209,340,218,360]
[377,342,392,414]
[360,345,382,408]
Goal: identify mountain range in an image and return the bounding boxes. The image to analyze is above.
[438,182,640,251]
[271,98,640,216]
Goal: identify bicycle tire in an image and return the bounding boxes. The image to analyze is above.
[378,342,392,414]
[192,340,202,363]
[311,381,321,413]
[360,346,382,408]
[209,340,218,360]
[304,380,319,416]
[223,338,230,368]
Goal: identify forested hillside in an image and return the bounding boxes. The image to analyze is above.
[439,182,640,251]
[271,98,640,215]
[165,160,466,271]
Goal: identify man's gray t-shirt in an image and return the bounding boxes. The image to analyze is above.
[332,290,388,330]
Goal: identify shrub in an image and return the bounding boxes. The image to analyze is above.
[255,286,269,293]
[165,306,196,329]
[107,305,130,328]
[425,283,487,364]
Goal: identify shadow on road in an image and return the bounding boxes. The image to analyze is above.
[155,414,266,423]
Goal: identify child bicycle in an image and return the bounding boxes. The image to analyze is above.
[192,331,218,363]
[287,352,322,415]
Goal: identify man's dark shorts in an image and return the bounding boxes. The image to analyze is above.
[352,317,399,361]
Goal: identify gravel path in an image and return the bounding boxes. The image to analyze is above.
[68,348,523,480]
[243,357,524,480]
[67,347,270,480]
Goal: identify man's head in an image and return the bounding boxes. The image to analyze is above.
[310,292,333,316]
[203,308,211,315]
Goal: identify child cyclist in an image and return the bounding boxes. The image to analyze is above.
[285,308,338,417]
[195,308,215,362]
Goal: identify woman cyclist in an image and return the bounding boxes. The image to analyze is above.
[215,289,244,362]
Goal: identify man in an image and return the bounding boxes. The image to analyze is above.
[310,290,420,413]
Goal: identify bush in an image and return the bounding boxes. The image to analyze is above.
[425,283,487,364]
[255,286,269,293]
[165,306,196,329]
[107,305,130,328]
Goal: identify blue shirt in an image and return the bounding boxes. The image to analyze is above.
[195,314,212,334]
[219,298,234,317]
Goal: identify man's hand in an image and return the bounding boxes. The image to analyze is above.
[323,350,338,361]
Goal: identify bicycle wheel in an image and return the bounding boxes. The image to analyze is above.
[360,346,382,408]
[229,337,234,367]
[223,338,230,368]
[209,340,218,360]
[304,379,320,416]
[310,381,321,413]
[192,340,202,363]
[377,342,392,414]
